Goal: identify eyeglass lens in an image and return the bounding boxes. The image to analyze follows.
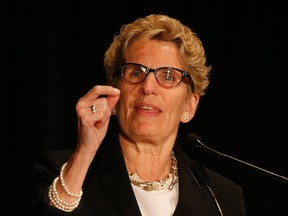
[121,64,185,88]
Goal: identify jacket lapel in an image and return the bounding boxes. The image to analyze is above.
[91,129,209,216]
[93,136,142,216]
[173,144,208,216]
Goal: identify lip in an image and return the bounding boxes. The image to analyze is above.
[134,102,161,115]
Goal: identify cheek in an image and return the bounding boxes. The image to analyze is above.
[163,98,184,121]
[168,92,187,109]
[117,90,134,112]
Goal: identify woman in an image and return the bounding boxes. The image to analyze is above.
[26,14,246,216]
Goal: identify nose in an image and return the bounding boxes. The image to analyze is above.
[140,72,158,95]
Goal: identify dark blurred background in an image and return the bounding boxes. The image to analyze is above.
[3,0,288,215]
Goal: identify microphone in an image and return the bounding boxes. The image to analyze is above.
[186,133,288,184]
[186,135,224,216]
[189,160,224,216]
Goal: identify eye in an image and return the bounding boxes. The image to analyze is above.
[158,69,177,82]
[123,65,147,81]
[130,69,145,78]
[163,71,175,81]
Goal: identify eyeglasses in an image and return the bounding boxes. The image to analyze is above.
[115,63,193,89]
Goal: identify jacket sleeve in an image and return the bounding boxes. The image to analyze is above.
[25,149,81,216]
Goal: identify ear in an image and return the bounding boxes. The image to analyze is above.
[181,93,200,123]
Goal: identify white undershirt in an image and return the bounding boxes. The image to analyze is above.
[131,182,179,216]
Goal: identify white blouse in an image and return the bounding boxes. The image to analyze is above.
[131,182,179,216]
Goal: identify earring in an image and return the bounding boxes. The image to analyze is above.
[112,108,116,115]
[183,116,188,121]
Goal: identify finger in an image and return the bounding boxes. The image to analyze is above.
[106,93,120,111]
[84,85,120,100]
[90,105,97,113]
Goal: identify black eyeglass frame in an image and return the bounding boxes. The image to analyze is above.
[114,62,194,90]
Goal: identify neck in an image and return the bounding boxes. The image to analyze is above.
[119,135,175,181]
[128,151,178,191]
[123,149,173,182]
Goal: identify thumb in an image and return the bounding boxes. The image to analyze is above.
[107,91,120,111]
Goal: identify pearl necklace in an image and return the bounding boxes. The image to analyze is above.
[129,151,178,191]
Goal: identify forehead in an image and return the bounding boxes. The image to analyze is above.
[125,39,185,69]
[123,63,182,73]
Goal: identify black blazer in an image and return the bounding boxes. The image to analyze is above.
[26,129,246,216]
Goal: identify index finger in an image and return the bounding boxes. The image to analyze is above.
[85,85,121,100]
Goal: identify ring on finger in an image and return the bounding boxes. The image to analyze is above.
[91,105,97,113]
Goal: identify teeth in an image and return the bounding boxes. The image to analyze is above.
[141,106,153,110]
